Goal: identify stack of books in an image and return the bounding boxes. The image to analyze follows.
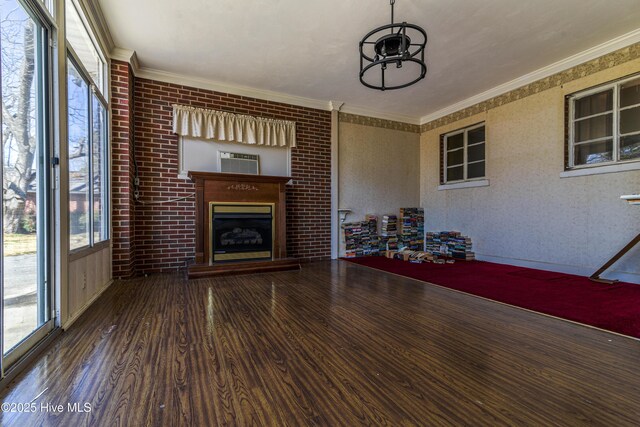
[364,215,380,256]
[365,214,378,235]
[425,231,475,261]
[342,219,380,257]
[380,215,398,251]
[381,215,397,236]
[342,222,363,258]
[398,208,425,250]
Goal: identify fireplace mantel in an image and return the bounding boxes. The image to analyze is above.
[188,171,300,278]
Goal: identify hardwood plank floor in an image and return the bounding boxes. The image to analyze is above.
[1,260,640,426]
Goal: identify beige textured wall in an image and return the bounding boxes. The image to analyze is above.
[421,59,640,283]
[339,122,420,256]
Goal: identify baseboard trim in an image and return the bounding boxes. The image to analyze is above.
[62,279,114,329]
[476,254,640,284]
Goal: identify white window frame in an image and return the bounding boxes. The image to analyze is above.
[65,0,107,97]
[568,74,640,170]
[443,122,486,184]
[66,53,110,254]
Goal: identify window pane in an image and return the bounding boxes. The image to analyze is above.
[574,90,613,118]
[467,162,485,179]
[447,165,463,182]
[65,0,104,94]
[2,0,40,351]
[68,61,90,250]
[35,0,55,16]
[620,78,640,108]
[447,149,463,166]
[92,95,107,243]
[574,113,612,142]
[446,133,463,150]
[620,134,640,161]
[574,139,613,166]
[468,126,485,145]
[620,106,640,135]
[467,142,485,163]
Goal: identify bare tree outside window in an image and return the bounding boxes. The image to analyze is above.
[2,2,37,235]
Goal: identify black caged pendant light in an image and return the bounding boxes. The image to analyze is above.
[359,0,427,91]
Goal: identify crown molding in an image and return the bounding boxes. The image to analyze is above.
[111,48,140,73]
[329,101,345,111]
[339,112,421,133]
[135,66,333,111]
[340,104,420,125]
[420,28,640,125]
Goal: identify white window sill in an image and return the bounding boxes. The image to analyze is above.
[560,161,640,178]
[438,179,489,191]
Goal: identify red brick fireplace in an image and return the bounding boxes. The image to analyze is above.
[110,60,332,278]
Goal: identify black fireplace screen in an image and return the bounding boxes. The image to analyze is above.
[211,205,273,262]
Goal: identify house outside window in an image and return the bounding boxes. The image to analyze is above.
[441,123,486,184]
[567,75,640,168]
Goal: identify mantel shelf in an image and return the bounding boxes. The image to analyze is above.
[188,171,292,185]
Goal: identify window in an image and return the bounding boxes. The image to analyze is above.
[65,0,105,95]
[441,123,486,184]
[66,0,109,252]
[568,75,640,168]
[38,0,55,17]
[2,0,55,359]
[67,58,108,251]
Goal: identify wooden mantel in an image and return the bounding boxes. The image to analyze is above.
[188,171,300,278]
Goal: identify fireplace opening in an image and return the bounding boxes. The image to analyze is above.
[211,204,273,263]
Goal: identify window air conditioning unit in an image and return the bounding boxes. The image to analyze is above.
[219,151,260,175]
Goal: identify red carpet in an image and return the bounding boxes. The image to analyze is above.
[343,257,640,339]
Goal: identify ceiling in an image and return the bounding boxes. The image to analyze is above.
[98,0,640,122]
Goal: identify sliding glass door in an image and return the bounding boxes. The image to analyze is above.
[1,0,54,370]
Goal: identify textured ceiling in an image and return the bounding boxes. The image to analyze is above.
[99,0,640,120]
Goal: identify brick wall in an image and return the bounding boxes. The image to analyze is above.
[110,61,136,278]
[111,60,332,275]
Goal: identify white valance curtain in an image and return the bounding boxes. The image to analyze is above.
[172,104,296,147]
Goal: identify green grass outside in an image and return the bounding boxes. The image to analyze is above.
[3,233,88,256]
[3,233,37,256]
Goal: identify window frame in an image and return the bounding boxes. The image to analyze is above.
[66,51,109,255]
[64,0,107,97]
[567,73,640,170]
[441,122,486,185]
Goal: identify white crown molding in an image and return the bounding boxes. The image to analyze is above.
[420,28,640,125]
[135,66,333,111]
[340,104,421,125]
[329,101,345,111]
[110,48,140,72]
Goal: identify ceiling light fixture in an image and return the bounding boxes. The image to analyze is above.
[359,0,427,91]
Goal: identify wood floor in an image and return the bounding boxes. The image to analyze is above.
[1,260,640,426]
